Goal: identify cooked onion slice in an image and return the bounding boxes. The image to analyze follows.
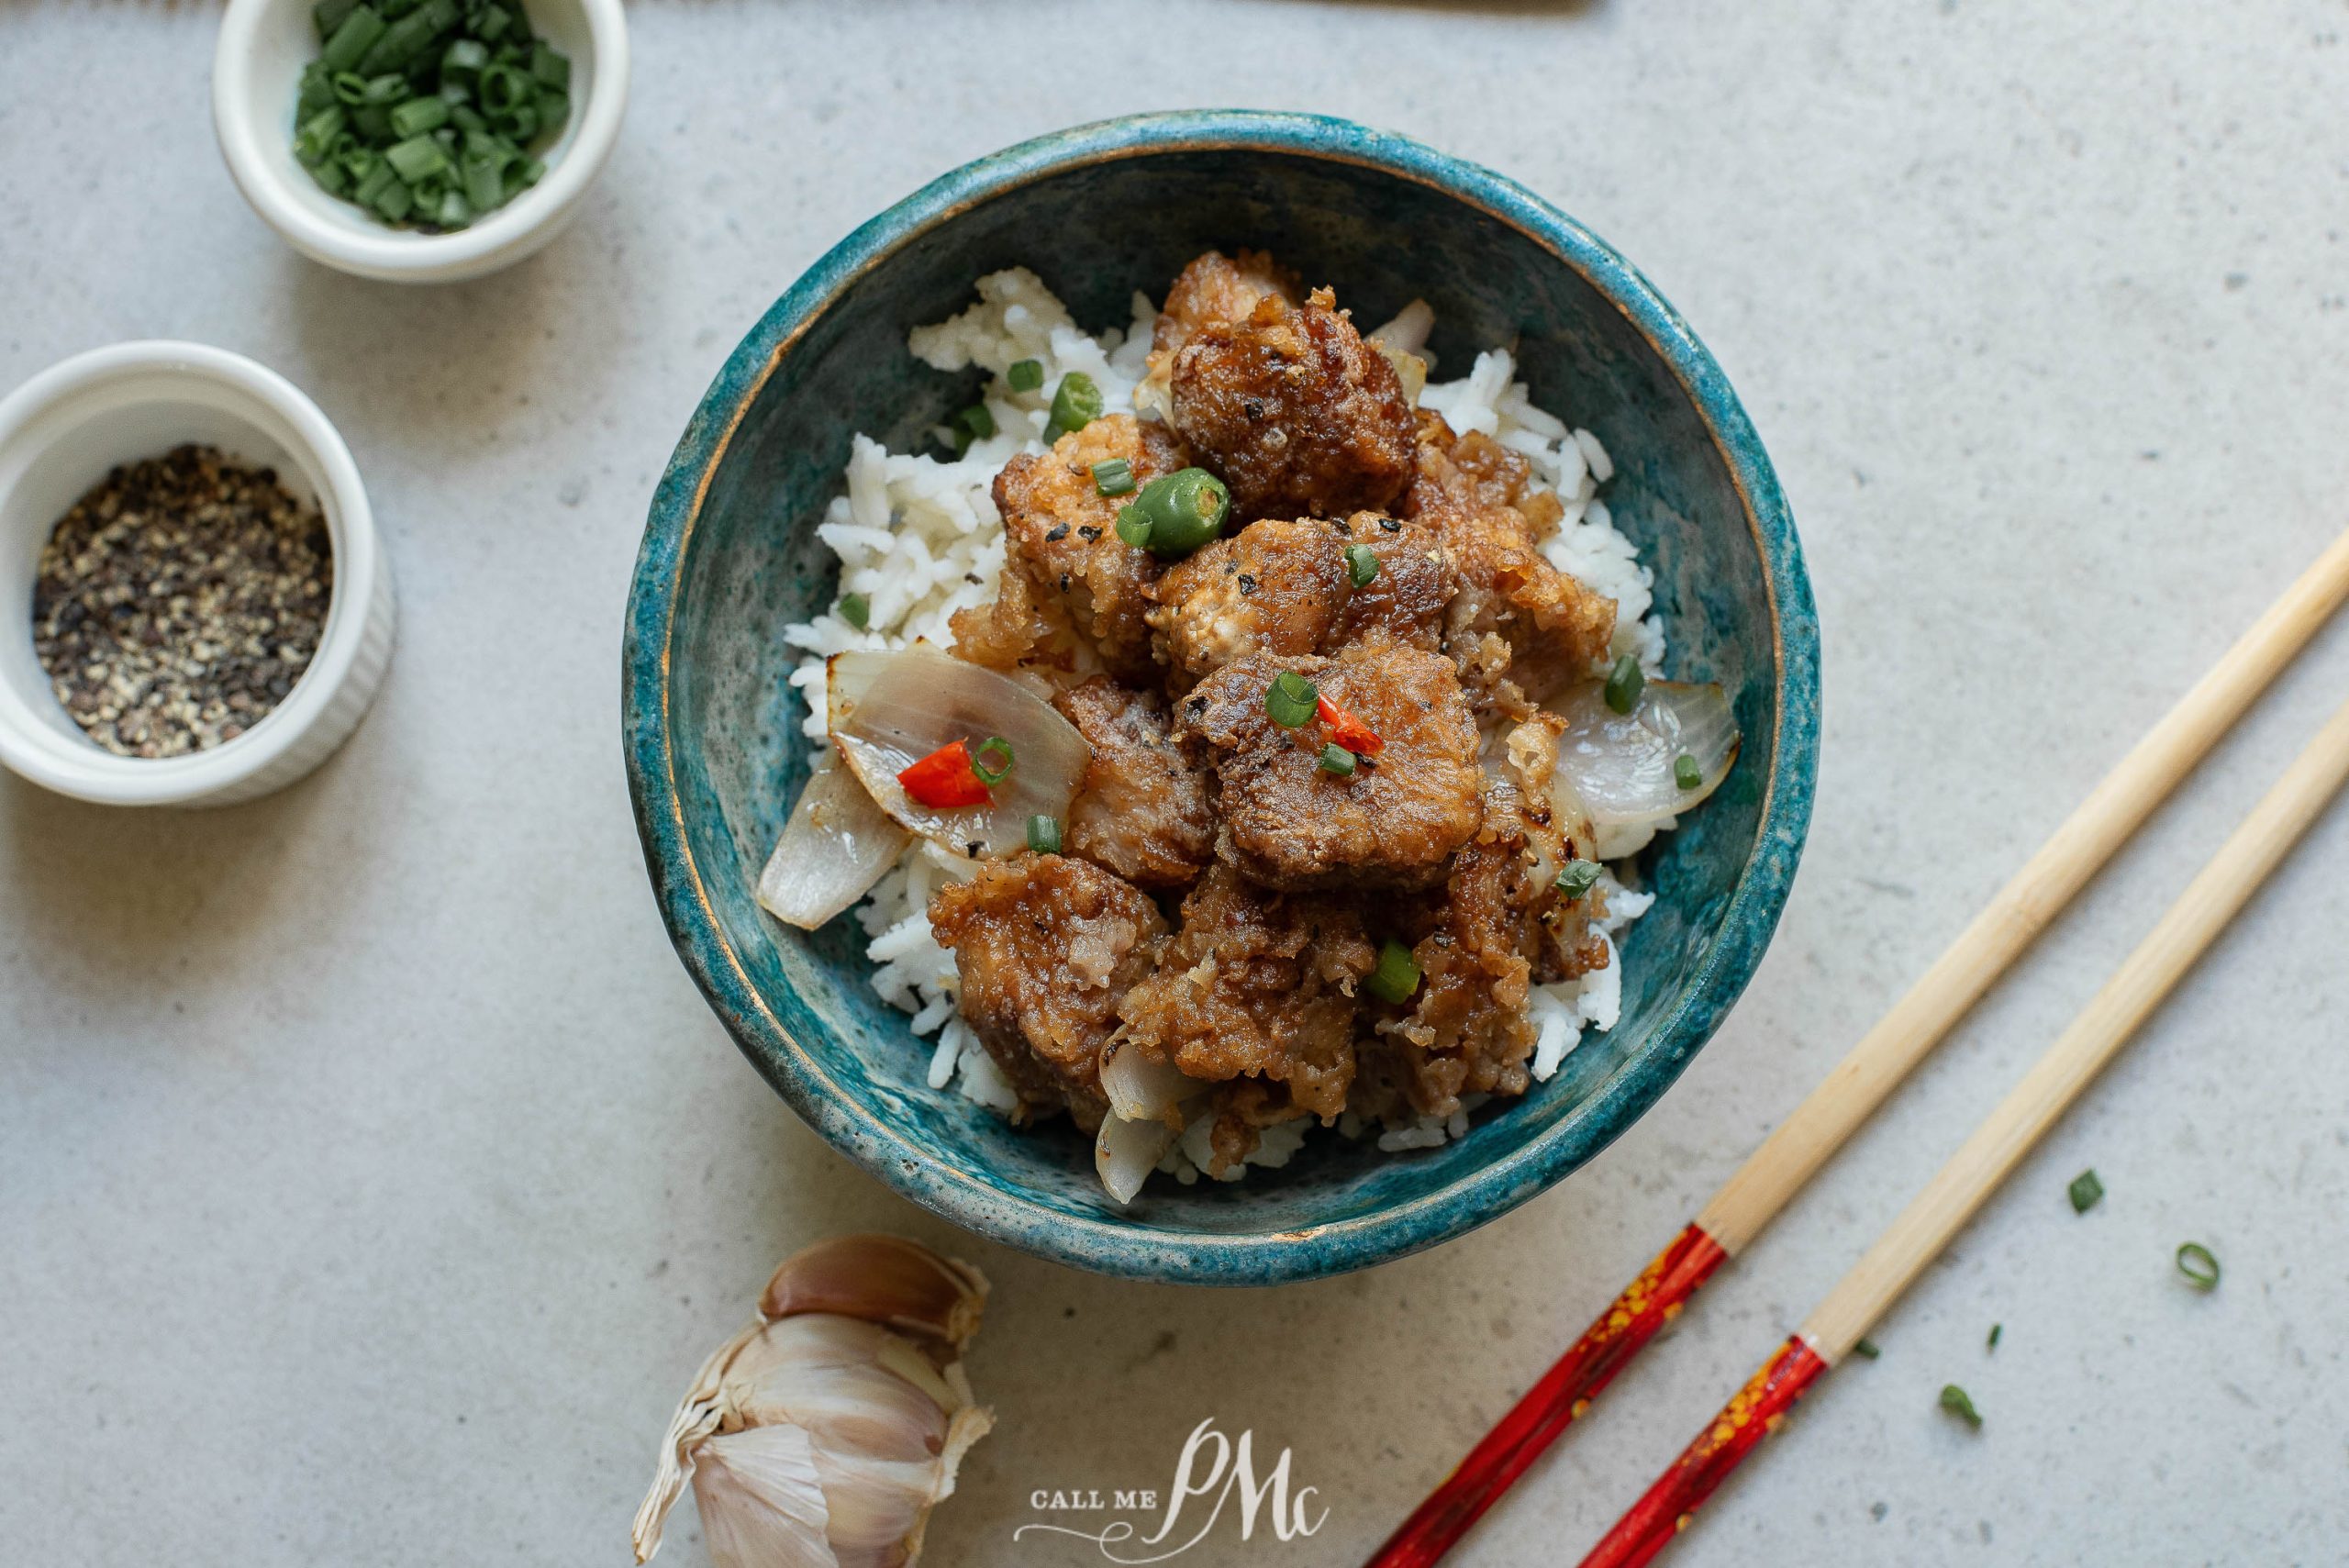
[1095,1114,1177,1207]
[1549,679,1740,861]
[1099,1039,1211,1128]
[827,649,1090,860]
[757,754,911,930]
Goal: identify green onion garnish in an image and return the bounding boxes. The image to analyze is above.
[838,593,870,630]
[2068,1169,2103,1213]
[387,94,450,138]
[1555,859,1602,900]
[1045,372,1103,439]
[384,132,450,184]
[1092,458,1135,497]
[1343,542,1381,588]
[1319,741,1357,776]
[1027,814,1061,855]
[319,5,387,73]
[2175,1242,2220,1290]
[1367,939,1422,1004]
[1987,1323,2002,1351]
[1007,359,1044,393]
[1675,752,1702,791]
[1852,1338,1881,1360]
[1265,671,1319,728]
[1117,468,1230,559]
[950,403,995,453]
[1938,1384,1983,1429]
[969,736,1015,787]
[1603,653,1644,715]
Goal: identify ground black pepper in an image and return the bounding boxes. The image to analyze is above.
[31,445,333,759]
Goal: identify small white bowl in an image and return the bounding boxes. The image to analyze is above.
[0,342,396,807]
[212,0,627,284]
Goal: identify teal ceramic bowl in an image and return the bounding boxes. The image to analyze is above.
[624,111,1818,1285]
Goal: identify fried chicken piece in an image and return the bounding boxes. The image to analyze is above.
[1403,415,1617,700]
[992,415,1192,680]
[1117,864,1376,1129]
[1052,677,1214,888]
[928,855,1168,1129]
[1179,644,1484,893]
[1151,249,1299,367]
[1148,512,1455,680]
[948,556,1083,674]
[1170,287,1418,523]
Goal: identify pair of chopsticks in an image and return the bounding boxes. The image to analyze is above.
[1367,527,2349,1568]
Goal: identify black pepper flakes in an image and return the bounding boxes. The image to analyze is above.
[31,445,332,759]
[1044,524,1070,543]
[1076,525,1100,541]
[1237,573,1258,596]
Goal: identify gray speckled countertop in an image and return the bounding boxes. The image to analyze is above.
[6,3,2349,1563]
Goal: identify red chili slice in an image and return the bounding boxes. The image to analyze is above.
[1317,693,1384,757]
[896,739,992,807]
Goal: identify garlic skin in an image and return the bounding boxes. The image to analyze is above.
[635,1235,993,1568]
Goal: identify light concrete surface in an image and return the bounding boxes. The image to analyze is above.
[6,2,2349,1563]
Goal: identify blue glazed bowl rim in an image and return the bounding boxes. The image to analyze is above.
[623,109,1820,1285]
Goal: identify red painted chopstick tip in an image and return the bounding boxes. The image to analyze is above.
[1364,1223,1730,1568]
[1575,1335,1830,1568]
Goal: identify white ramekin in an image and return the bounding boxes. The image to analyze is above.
[211,0,628,284]
[0,342,396,807]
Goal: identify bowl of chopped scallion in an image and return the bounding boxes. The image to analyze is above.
[212,0,626,283]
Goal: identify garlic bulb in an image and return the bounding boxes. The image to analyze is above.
[634,1235,993,1568]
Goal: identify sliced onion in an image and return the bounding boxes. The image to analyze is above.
[1095,1114,1177,1207]
[1099,1039,1212,1128]
[1548,679,1740,861]
[757,753,911,930]
[827,649,1091,860]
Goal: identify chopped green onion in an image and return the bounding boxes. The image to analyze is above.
[1265,671,1319,728]
[319,4,387,73]
[1027,814,1062,855]
[1987,1323,2002,1351]
[1007,358,1044,393]
[1852,1338,1881,1361]
[2175,1242,2220,1290]
[1343,542,1380,588]
[1092,458,1135,497]
[1675,752,1702,791]
[297,65,340,117]
[1938,1385,1983,1429]
[315,0,362,40]
[387,94,449,137]
[441,37,487,82]
[433,185,472,229]
[837,593,870,630]
[1045,372,1103,439]
[384,133,450,183]
[969,736,1015,787]
[462,150,505,211]
[475,2,512,41]
[295,106,348,166]
[1367,939,1422,1005]
[372,177,415,222]
[1603,653,1644,715]
[1113,505,1152,549]
[351,158,398,207]
[1319,741,1357,776]
[1119,468,1230,559]
[2068,1169,2103,1213]
[950,403,995,453]
[529,39,569,87]
[1554,859,1602,900]
[534,90,569,133]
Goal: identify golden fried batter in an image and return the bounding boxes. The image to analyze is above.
[1052,677,1215,888]
[1147,517,1350,678]
[1170,288,1418,523]
[928,855,1168,1129]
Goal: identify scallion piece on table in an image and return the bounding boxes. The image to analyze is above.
[1045,372,1103,439]
[2068,1169,2103,1213]
[969,737,1016,788]
[1367,939,1422,1005]
[2175,1242,2220,1290]
[1852,1338,1881,1361]
[1987,1323,2002,1351]
[1265,671,1319,728]
[837,593,870,631]
[1343,542,1380,588]
[1319,741,1358,777]
[1027,815,1061,855]
[1938,1384,1983,1429]
[1092,458,1135,497]
[1675,752,1703,791]
[1604,653,1644,715]
[1007,358,1043,393]
[1555,859,1602,900]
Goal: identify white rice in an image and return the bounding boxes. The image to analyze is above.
[778,268,1670,1172]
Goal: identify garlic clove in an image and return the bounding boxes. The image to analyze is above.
[723,1317,954,1464]
[761,1234,988,1351]
[692,1424,839,1568]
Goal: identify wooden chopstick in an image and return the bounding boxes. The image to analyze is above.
[1580,691,2349,1568]
[1364,526,2349,1568]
